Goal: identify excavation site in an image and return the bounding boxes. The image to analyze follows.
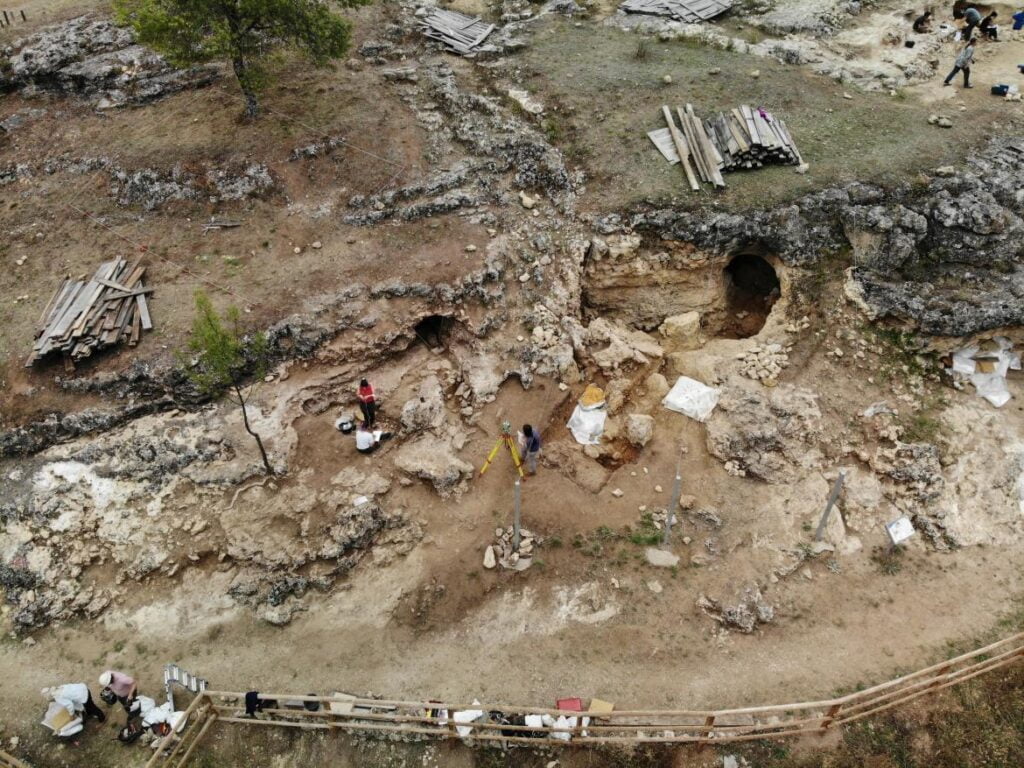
[2,0,1024,765]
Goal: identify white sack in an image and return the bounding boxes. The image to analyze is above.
[662,376,720,422]
[567,402,607,445]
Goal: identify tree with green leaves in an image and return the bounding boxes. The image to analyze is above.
[184,291,275,475]
[114,0,367,118]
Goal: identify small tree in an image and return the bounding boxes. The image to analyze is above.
[184,291,275,475]
[114,0,367,118]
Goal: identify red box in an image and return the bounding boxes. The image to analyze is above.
[556,697,583,712]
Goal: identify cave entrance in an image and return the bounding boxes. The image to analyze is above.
[722,253,780,339]
[413,314,453,351]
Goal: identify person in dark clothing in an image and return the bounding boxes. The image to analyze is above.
[357,379,376,428]
[962,6,982,40]
[943,38,976,87]
[979,11,998,39]
[521,424,542,476]
[912,10,932,32]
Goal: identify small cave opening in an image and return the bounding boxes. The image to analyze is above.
[722,253,780,339]
[413,314,453,350]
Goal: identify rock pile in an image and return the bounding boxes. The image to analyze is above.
[697,584,775,633]
[736,342,791,384]
[484,526,543,570]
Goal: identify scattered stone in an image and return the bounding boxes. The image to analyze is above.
[697,585,774,633]
[311,241,323,249]
[483,546,496,569]
[644,547,679,568]
[611,488,624,498]
[624,414,655,448]
[465,244,477,252]
[519,191,536,209]
[647,580,663,594]
[662,74,673,84]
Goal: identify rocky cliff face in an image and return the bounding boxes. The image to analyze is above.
[620,139,1024,337]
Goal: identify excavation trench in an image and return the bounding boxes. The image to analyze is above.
[582,244,787,340]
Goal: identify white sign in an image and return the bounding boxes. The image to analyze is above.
[886,516,915,546]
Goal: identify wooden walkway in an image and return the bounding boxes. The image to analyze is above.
[142,631,1024,766]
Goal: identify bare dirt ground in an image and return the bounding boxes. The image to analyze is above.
[2,0,1024,765]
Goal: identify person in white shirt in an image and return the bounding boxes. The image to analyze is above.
[42,683,106,723]
[355,423,379,454]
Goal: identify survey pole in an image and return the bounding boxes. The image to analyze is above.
[814,471,846,542]
[513,478,522,551]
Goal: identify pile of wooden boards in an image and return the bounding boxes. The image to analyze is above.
[419,8,495,55]
[648,103,804,191]
[619,0,732,22]
[26,258,153,367]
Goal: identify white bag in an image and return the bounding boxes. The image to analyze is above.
[662,376,720,422]
[567,402,607,445]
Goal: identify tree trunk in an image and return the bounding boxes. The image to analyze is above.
[234,385,274,475]
[232,57,259,119]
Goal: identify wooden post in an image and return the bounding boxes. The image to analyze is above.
[695,715,715,751]
[21,9,27,21]
[814,471,846,542]
[175,711,218,768]
[819,703,842,732]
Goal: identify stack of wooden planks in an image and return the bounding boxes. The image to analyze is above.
[26,258,153,367]
[419,8,495,55]
[648,103,804,191]
[619,0,732,22]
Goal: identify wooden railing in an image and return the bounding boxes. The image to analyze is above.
[0,750,30,768]
[144,631,1024,765]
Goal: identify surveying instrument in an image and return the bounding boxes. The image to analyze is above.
[479,420,525,479]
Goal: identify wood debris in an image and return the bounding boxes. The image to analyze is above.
[648,103,804,190]
[620,0,732,22]
[418,8,495,55]
[26,258,154,367]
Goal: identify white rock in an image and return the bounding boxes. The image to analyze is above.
[483,546,496,569]
[647,580,663,594]
[519,191,536,209]
[611,488,624,498]
[645,547,679,568]
[311,241,322,249]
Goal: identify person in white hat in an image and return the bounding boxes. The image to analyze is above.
[98,669,138,711]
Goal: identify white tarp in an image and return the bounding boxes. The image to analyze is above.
[662,376,720,421]
[567,401,607,445]
[949,337,1021,408]
[41,701,83,737]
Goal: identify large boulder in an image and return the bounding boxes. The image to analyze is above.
[400,375,446,433]
[393,436,473,497]
[624,414,655,447]
[659,312,702,349]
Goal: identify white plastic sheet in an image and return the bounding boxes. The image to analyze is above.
[453,706,484,738]
[567,401,607,445]
[662,376,720,422]
[949,337,1021,408]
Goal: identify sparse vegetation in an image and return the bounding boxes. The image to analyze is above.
[181,290,275,475]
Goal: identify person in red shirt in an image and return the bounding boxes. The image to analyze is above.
[357,379,376,428]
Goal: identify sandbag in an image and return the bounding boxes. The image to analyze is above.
[662,376,720,421]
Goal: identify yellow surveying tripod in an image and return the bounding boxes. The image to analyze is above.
[479,420,525,479]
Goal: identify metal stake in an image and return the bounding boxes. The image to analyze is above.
[513,477,521,551]
[663,462,683,547]
[814,471,846,542]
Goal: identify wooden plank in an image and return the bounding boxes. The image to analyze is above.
[136,293,153,331]
[662,106,699,191]
[676,106,706,182]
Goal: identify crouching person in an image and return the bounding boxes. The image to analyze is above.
[41,683,105,740]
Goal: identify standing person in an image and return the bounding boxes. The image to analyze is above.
[979,11,998,39]
[1013,9,1024,31]
[357,379,376,428]
[98,670,137,712]
[521,424,542,476]
[42,683,106,724]
[962,5,982,39]
[943,38,976,88]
